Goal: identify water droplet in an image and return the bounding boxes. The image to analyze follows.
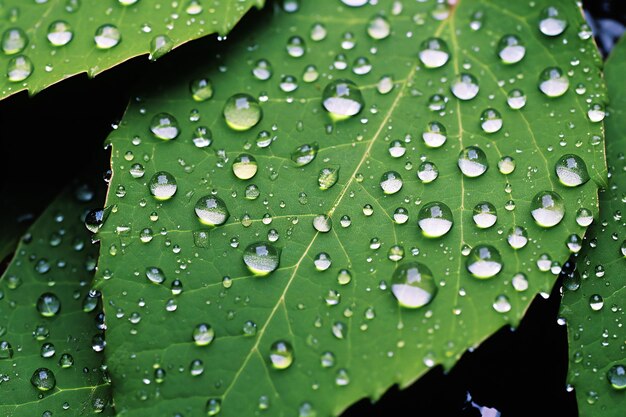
[512,273,529,291]
[417,161,439,183]
[380,171,403,194]
[149,34,173,60]
[466,245,503,279]
[530,191,565,227]
[575,208,593,227]
[0,341,14,359]
[94,24,121,49]
[507,226,528,249]
[322,79,364,120]
[391,262,437,308]
[321,351,335,368]
[418,37,449,68]
[150,112,180,140]
[243,242,280,276]
[607,365,626,390]
[31,368,56,391]
[480,108,502,133]
[498,156,516,174]
[193,323,215,346]
[149,171,177,200]
[497,35,525,64]
[286,36,305,57]
[458,146,488,177]
[269,340,294,369]
[252,59,272,80]
[298,402,317,417]
[555,154,589,187]
[291,142,319,166]
[58,353,74,368]
[47,21,73,46]
[205,398,221,416]
[337,269,352,285]
[472,202,497,229]
[418,202,453,238]
[367,15,391,40]
[223,94,262,131]
[191,126,212,148]
[2,27,28,54]
[422,121,447,148]
[41,343,56,358]
[190,78,213,101]
[310,22,327,41]
[539,67,568,97]
[335,368,350,386]
[37,293,61,317]
[145,266,166,284]
[313,215,332,233]
[507,89,526,109]
[587,103,605,122]
[451,73,479,100]
[492,295,511,313]
[589,294,604,311]
[318,167,339,190]
[7,55,33,82]
[314,252,332,271]
[232,154,258,180]
[194,196,229,226]
[539,6,568,37]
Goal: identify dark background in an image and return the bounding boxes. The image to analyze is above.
[0,1,623,416]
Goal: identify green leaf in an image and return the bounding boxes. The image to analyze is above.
[0,183,111,416]
[561,36,626,416]
[96,0,607,415]
[0,0,264,100]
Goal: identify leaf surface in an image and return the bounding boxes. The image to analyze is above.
[0,0,263,99]
[96,0,607,415]
[561,35,626,417]
[0,183,111,416]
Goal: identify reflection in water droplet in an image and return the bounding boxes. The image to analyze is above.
[145,266,166,284]
[337,269,352,285]
[418,37,449,68]
[417,161,439,183]
[31,368,56,391]
[391,262,437,309]
[149,34,173,60]
[498,34,525,64]
[37,293,61,317]
[2,27,28,54]
[367,15,391,40]
[422,121,447,148]
[555,154,589,187]
[575,208,593,227]
[492,295,511,313]
[512,273,529,292]
[232,154,258,180]
[94,24,121,49]
[498,156,516,174]
[194,196,229,226]
[291,142,319,166]
[313,214,332,233]
[472,202,497,229]
[451,73,479,100]
[380,171,403,194]
[269,340,294,369]
[587,103,605,122]
[530,191,565,227]
[7,55,32,82]
[47,21,73,46]
[539,6,568,37]
[322,79,364,120]
[190,78,213,101]
[314,252,332,271]
[539,67,568,97]
[148,171,177,200]
[243,241,280,276]
[318,167,339,190]
[223,94,262,131]
[589,294,604,311]
[480,108,502,133]
[466,245,503,279]
[150,113,180,140]
[418,202,453,238]
[507,89,526,109]
[458,146,488,177]
[507,226,528,249]
[286,36,305,57]
[253,59,273,80]
[193,323,215,346]
[205,398,221,416]
[607,365,626,390]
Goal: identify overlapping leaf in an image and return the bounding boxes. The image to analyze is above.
[0,0,264,99]
[561,36,625,417]
[96,0,606,415]
[0,183,111,416]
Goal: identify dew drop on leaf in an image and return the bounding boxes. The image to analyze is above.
[418,37,449,68]
[497,34,525,64]
[539,6,568,37]
[47,21,73,46]
[422,121,447,148]
[530,191,565,228]
[458,146,488,177]
[451,73,479,100]
[417,161,439,183]
[507,89,526,109]
[36,293,61,317]
[269,340,294,370]
[466,245,503,279]
[480,108,502,133]
[380,171,403,194]
[194,196,229,226]
[7,55,33,82]
[391,262,437,309]
[2,27,27,54]
[148,171,177,200]
[555,154,590,187]
[94,24,121,49]
[232,154,258,180]
[322,79,364,120]
[472,202,497,229]
[192,323,215,346]
[150,112,180,140]
[539,67,569,97]
[606,365,626,390]
[223,94,262,131]
[243,241,280,276]
[417,202,453,238]
[189,78,213,102]
[291,142,319,166]
[30,368,56,391]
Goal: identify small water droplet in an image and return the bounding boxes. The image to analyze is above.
[380,171,403,194]
[480,108,502,133]
[150,112,180,140]
[193,323,215,346]
[232,154,258,180]
[2,27,28,54]
[473,202,497,229]
[417,161,439,183]
[37,293,61,317]
[47,21,73,46]
[391,262,437,309]
[190,78,213,101]
[149,34,173,60]
[269,340,294,369]
[422,121,447,148]
[291,143,319,166]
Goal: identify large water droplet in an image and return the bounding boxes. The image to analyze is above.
[149,171,177,200]
[367,15,391,40]
[417,161,439,183]
[190,78,213,101]
[318,167,339,190]
[451,73,479,100]
[2,28,28,54]
[497,34,525,64]
[150,113,180,140]
[312,214,332,233]
[480,108,502,133]
[145,266,166,284]
[466,245,503,279]
[507,89,526,109]
[206,398,221,416]
[380,171,403,194]
[473,202,497,229]
[458,146,488,177]
[7,55,32,82]
[269,340,294,369]
[391,262,437,309]
[322,79,364,120]
[418,37,449,68]
[31,368,56,391]
[253,59,272,80]
[0,341,14,359]
[286,36,305,57]
[243,242,280,276]
[37,293,61,317]
[530,191,565,227]
[607,365,626,390]
[422,121,447,148]
[555,154,589,187]
[539,67,568,97]
[194,196,229,226]
[193,323,215,346]
[47,21,73,46]
[223,94,262,131]
[418,202,453,238]
[539,6,568,37]
[94,24,121,49]
[507,226,528,249]
[232,154,258,180]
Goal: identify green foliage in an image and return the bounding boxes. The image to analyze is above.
[94,0,606,415]
[561,36,626,417]
[0,0,263,100]
[0,183,111,416]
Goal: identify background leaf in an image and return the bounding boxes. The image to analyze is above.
[0,0,264,100]
[561,35,626,417]
[96,0,606,415]
[0,182,111,416]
